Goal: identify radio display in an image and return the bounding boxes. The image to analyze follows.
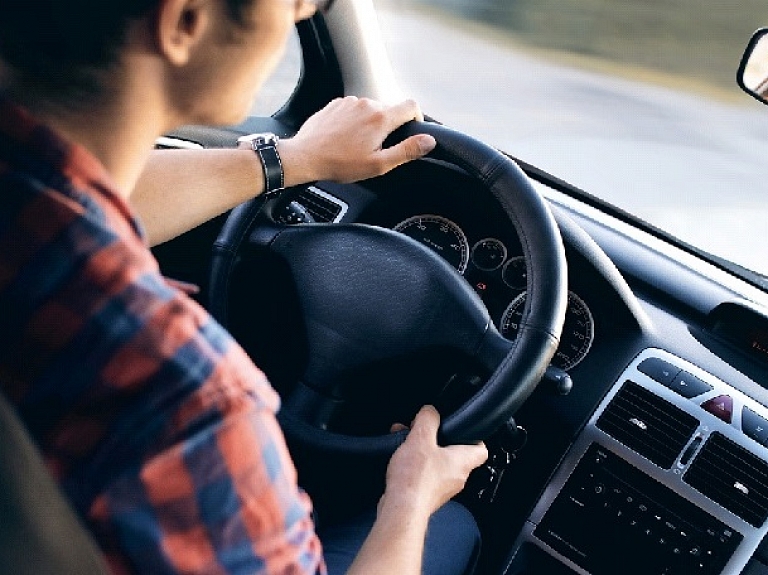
[710,303,768,367]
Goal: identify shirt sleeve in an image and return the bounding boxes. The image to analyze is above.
[0,169,325,574]
[87,329,327,575]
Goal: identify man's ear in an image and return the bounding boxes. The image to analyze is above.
[156,0,210,67]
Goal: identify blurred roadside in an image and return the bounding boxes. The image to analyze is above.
[378,0,768,100]
[371,0,768,276]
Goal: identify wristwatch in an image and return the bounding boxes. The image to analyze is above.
[237,132,285,198]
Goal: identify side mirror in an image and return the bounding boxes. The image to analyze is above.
[738,28,768,105]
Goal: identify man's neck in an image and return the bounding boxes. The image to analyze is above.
[23,59,174,200]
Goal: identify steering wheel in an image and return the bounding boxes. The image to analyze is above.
[209,121,568,456]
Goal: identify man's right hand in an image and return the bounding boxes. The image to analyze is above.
[279,97,437,187]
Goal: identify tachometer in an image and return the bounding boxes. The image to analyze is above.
[393,215,470,274]
[500,291,595,371]
[471,238,507,271]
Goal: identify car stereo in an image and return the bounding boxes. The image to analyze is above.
[504,349,768,575]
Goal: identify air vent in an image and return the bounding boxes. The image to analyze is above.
[684,432,768,527]
[596,381,699,468]
[293,187,346,223]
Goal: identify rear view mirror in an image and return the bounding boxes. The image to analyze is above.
[738,28,768,105]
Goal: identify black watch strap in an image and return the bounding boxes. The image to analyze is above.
[238,133,285,197]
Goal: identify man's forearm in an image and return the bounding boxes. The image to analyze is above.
[131,148,264,246]
[346,503,430,575]
[132,137,317,247]
[131,97,435,247]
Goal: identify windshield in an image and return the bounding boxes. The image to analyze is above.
[375,0,768,278]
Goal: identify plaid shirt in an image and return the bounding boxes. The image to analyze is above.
[0,97,325,574]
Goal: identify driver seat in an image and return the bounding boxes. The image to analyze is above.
[0,391,108,574]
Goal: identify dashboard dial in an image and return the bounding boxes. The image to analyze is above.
[393,215,470,274]
[501,256,528,290]
[501,291,595,371]
[471,238,507,271]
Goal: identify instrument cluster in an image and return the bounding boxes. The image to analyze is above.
[393,213,594,371]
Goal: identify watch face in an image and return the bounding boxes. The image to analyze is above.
[238,133,279,147]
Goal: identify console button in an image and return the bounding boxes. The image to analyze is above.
[742,407,768,446]
[669,371,713,399]
[638,357,681,385]
[701,395,733,423]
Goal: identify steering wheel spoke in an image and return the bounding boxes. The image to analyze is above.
[476,327,516,374]
[281,382,345,430]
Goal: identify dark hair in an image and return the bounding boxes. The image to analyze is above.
[0,0,255,106]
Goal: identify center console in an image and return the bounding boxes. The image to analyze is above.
[504,349,768,575]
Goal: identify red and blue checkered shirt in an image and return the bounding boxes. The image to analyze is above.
[0,97,325,574]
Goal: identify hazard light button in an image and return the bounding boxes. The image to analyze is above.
[701,395,733,423]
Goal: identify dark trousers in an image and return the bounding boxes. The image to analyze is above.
[320,501,481,575]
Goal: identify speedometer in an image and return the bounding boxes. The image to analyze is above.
[393,215,470,274]
[500,291,595,371]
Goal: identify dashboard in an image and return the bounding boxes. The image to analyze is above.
[154,135,768,574]
[266,158,768,574]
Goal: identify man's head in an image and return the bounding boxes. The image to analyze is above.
[0,0,322,125]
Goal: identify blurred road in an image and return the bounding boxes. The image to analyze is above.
[375,6,768,276]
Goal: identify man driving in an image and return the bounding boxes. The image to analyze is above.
[0,0,487,573]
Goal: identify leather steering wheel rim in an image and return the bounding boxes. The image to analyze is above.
[210,121,568,455]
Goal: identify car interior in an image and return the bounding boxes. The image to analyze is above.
[4,2,768,575]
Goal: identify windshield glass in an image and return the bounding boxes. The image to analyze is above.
[375,0,768,278]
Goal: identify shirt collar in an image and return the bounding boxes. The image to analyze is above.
[0,94,147,242]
